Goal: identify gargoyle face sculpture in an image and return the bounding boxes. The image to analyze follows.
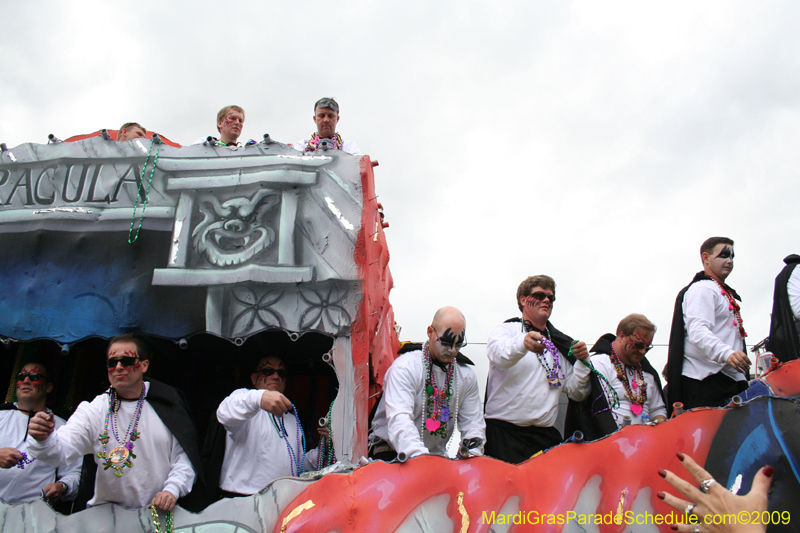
[192,189,279,267]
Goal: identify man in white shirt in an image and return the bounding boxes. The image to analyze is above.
[216,355,321,496]
[767,254,800,361]
[572,314,666,439]
[27,334,199,511]
[0,362,81,505]
[294,98,362,157]
[666,237,751,412]
[369,306,485,460]
[484,275,591,463]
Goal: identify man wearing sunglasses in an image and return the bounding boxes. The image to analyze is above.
[369,306,485,460]
[666,237,750,413]
[216,355,319,496]
[27,334,203,512]
[567,314,667,441]
[484,275,592,463]
[0,362,81,504]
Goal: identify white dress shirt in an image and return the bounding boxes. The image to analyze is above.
[27,382,195,509]
[0,408,81,504]
[682,280,746,381]
[485,321,591,427]
[217,389,317,494]
[370,350,486,459]
[293,138,362,157]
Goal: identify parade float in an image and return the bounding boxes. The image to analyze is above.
[0,133,798,532]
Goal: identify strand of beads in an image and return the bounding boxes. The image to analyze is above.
[151,506,174,533]
[304,132,343,152]
[572,341,620,409]
[709,278,747,339]
[522,322,565,387]
[273,405,306,477]
[16,451,34,469]
[421,341,454,438]
[317,401,336,470]
[609,343,647,415]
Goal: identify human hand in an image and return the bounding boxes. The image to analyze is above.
[260,390,293,416]
[523,332,546,354]
[726,351,751,374]
[151,490,177,511]
[28,412,55,441]
[658,452,772,532]
[43,482,66,501]
[0,447,24,468]
[317,426,330,439]
[571,341,589,361]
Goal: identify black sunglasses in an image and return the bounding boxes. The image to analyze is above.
[17,372,46,382]
[257,367,288,379]
[106,356,140,369]
[529,291,556,303]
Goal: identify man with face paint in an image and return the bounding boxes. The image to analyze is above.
[294,97,363,156]
[666,237,750,412]
[0,362,81,504]
[484,275,592,464]
[216,355,321,496]
[193,105,245,148]
[27,334,203,511]
[368,306,485,460]
[566,314,667,441]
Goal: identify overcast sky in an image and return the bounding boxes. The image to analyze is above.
[2,1,798,393]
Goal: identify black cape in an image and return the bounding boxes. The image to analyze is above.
[75,378,209,512]
[565,334,665,441]
[767,254,800,362]
[665,271,747,415]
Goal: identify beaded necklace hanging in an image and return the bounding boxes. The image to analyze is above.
[97,385,145,477]
[609,342,647,416]
[269,404,306,477]
[304,132,343,152]
[572,341,620,412]
[522,322,565,387]
[151,507,174,533]
[316,401,337,470]
[420,341,455,439]
[709,277,747,339]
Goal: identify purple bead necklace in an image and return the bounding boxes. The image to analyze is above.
[98,385,145,477]
[270,405,306,477]
[523,322,565,387]
[16,451,34,469]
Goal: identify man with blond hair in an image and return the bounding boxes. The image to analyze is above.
[117,122,146,141]
[194,105,245,148]
[484,275,591,463]
[666,237,750,412]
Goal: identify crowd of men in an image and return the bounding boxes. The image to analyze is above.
[113,97,362,157]
[1,232,797,510]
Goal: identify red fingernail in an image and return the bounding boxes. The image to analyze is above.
[677,452,685,461]
[671,525,679,531]
[657,491,665,500]
[763,466,774,477]
[658,469,667,478]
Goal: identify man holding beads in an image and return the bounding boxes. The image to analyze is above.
[666,237,750,412]
[369,306,485,460]
[0,362,81,504]
[216,355,321,497]
[484,275,591,463]
[27,334,201,511]
[569,314,666,441]
[294,97,362,156]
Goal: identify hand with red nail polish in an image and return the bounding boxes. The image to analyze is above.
[657,453,773,532]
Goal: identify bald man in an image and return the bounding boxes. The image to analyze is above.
[368,307,486,460]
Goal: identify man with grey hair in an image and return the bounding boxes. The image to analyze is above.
[294,97,362,157]
[484,275,591,463]
[368,306,485,460]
